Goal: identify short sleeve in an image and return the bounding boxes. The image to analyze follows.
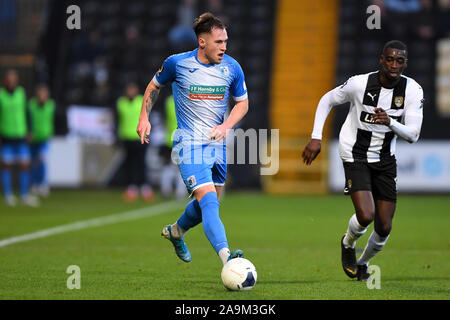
[230,62,248,101]
[153,56,177,87]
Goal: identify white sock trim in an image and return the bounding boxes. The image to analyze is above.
[343,214,368,248]
[218,247,230,265]
[357,231,390,266]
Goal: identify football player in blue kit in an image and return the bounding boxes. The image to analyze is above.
[137,13,249,265]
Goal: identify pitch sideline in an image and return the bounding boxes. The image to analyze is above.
[0,200,183,248]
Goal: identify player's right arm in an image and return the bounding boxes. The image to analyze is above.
[137,80,160,144]
[302,77,354,165]
[137,56,177,144]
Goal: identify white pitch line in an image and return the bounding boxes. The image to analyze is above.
[0,200,183,248]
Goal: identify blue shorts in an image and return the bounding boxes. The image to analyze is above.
[173,141,227,195]
[1,139,31,164]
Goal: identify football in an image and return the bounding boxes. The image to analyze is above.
[221,258,257,291]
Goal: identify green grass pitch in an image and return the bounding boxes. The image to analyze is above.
[0,190,449,300]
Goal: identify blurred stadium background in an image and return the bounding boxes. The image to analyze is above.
[0,0,449,195]
[1,0,450,301]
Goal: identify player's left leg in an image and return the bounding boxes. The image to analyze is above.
[167,182,224,247]
[357,200,395,278]
[18,142,39,207]
[38,142,50,197]
[356,157,397,280]
[206,184,243,263]
[30,143,40,193]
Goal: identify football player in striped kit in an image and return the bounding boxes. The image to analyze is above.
[302,40,424,281]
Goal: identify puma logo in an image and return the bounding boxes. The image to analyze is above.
[367,92,377,101]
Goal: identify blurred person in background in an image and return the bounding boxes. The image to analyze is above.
[168,0,198,52]
[373,0,435,40]
[0,69,39,207]
[117,82,154,202]
[159,95,187,200]
[28,83,55,198]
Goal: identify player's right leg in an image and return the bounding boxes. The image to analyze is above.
[341,162,374,278]
[1,143,15,206]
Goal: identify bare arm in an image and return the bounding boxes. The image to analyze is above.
[137,80,160,144]
[210,98,249,142]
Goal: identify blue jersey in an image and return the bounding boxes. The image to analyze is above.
[153,48,247,143]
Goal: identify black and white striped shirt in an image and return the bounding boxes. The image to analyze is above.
[311,71,424,163]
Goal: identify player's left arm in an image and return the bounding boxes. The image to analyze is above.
[210,61,248,142]
[373,83,423,143]
[210,98,249,142]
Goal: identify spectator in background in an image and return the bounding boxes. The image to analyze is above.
[373,0,435,40]
[205,0,228,25]
[168,0,198,51]
[0,69,39,207]
[28,84,55,198]
[0,0,17,43]
[160,95,187,200]
[116,82,154,202]
[437,0,450,38]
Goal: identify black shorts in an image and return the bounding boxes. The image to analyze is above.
[343,157,397,202]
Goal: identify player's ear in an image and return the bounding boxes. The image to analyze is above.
[198,36,206,49]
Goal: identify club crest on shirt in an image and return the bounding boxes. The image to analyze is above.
[219,66,229,77]
[394,96,404,108]
[187,175,197,188]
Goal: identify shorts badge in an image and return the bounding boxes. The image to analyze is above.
[187,175,197,188]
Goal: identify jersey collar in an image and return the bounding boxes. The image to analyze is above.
[194,48,216,67]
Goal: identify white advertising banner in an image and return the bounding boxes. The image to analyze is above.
[48,137,82,187]
[328,140,450,192]
[67,105,115,145]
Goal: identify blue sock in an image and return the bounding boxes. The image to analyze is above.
[19,170,30,197]
[177,199,202,232]
[40,162,47,186]
[2,169,12,196]
[199,192,228,253]
[31,162,38,185]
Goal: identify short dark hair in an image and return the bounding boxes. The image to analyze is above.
[193,12,226,38]
[382,40,408,56]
